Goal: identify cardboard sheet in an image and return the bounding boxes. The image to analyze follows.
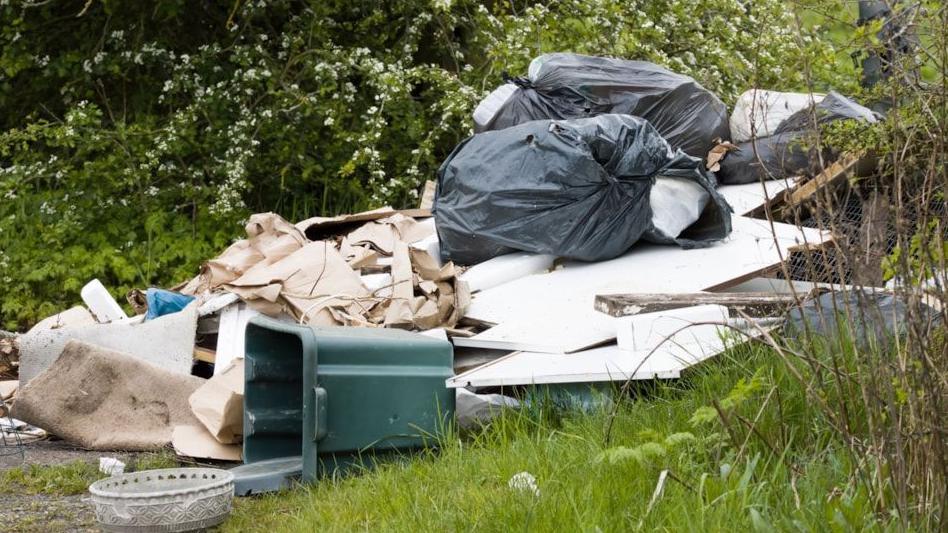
[226,241,368,325]
[190,359,244,444]
[172,425,242,461]
[346,213,435,255]
[184,212,307,294]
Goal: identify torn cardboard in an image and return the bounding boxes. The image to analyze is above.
[295,206,432,241]
[175,208,464,331]
[172,425,242,461]
[346,213,435,255]
[706,140,739,173]
[182,212,307,294]
[13,340,204,450]
[0,380,17,401]
[226,241,368,325]
[190,359,243,444]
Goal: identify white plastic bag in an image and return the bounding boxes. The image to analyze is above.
[729,89,825,143]
[649,177,710,240]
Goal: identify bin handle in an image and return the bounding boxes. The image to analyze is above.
[312,386,328,442]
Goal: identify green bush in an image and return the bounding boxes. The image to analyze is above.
[0,0,835,328]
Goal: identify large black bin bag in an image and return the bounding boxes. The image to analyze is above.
[718,92,878,184]
[434,114,732,265]
[474,53,730,158]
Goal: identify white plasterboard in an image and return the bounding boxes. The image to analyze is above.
[409,234,442,267]
[464,216,826,327]
[215,303,260,375]
[615,305,730,352]
[716,179,797,216]
[453,310,615,354]
[447,325,738,388]
[459,252,557,293]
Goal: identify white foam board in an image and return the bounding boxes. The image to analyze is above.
[460,252,556,293]
[464,216,826,328]
[716,179,797,216]
[215,303,259,375]
[615,305,729,352]
[447,325,739,388]
[453,311,615,354]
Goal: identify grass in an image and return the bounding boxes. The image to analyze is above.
[223,341,914,532]
[0,449,179,496]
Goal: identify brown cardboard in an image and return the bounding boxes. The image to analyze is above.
[171,425,242,461]
[189,359,244,444]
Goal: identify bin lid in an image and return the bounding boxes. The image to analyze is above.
[230,456,302,496]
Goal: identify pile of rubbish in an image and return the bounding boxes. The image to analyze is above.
[1,53,907,518]
[176,209,468,329]
[719,89,879,184]
[4,205,472,460]
[436,113,732,264]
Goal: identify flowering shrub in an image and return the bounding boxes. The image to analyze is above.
[0,0,835,328]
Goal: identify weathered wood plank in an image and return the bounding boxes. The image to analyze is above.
[784,153,861,208]
[594,292,800,317]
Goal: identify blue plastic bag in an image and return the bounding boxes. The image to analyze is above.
[145,288,196,320]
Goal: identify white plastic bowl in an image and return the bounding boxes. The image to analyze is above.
[88,468,234,532]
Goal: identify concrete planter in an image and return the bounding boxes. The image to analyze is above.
[88,468,234,532]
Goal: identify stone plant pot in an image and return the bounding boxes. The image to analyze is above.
[88,468,235,532]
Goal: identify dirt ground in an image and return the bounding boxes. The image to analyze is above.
[2,492,98,532]
[0,440,149,532]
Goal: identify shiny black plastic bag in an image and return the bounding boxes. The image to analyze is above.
[435,114,732,265]
[475,53,730,158]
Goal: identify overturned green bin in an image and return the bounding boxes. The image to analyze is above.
[240,315,455,486]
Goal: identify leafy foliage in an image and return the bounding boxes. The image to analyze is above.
[0,1,834,327]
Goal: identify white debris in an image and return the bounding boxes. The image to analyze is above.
[98,457,126,476]
[508,471,540,497]
[456,388,520,429]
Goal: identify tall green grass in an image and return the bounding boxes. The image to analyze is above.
[225,338,924,531]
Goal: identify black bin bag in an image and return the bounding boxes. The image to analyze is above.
[434,114,733,265]
[474,53,730,158]
[718,92,879,185]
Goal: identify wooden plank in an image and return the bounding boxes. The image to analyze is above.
[784,154,861,208]
[594,292,799,317]
[193,347,216,364]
